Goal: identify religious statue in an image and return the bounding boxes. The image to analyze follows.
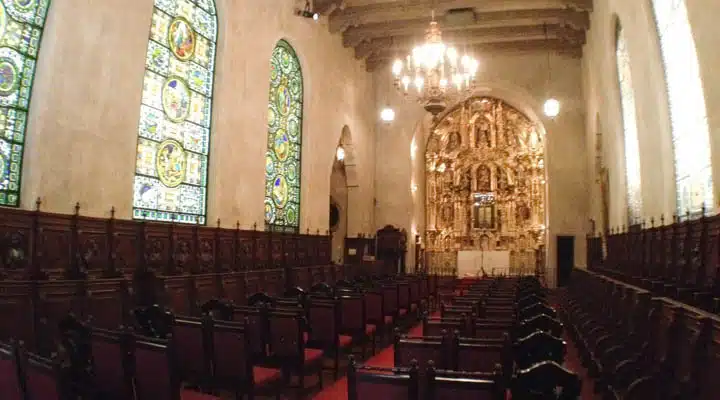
[447,131,461,151]
[477,165,491,192]
[475,121,492,148]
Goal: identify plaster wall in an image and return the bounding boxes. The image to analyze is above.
[374,51,589,288]
[21,0,377,235]
[582,0,720,230]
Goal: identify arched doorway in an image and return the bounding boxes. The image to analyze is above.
[425,96,546,276]
[329,126,353,264]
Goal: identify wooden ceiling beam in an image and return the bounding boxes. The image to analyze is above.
[329,0,593,33]
[365,38,582,71]
[342,9,588,48]
[354,25,585,59]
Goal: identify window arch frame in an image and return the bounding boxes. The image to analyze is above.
[648,0,713,218]
[0,0,52,207]
[131,0,219,225]
[264,38,304,234]
[614,19,643,225]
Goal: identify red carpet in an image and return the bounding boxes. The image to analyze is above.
[311,323,424,399]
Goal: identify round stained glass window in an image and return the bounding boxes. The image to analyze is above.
[0,58,19,97]
[167,17,196,62]
[156,139,187,188]
[162,77,191,122]
[272,175,288,208]
[264,199,275,223]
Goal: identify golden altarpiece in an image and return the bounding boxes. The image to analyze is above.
[425,97,546,274]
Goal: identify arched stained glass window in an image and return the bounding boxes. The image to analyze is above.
[0,0,50,207]
[132,0,217,224]
[615,23,643,223]
[264,40,303,233]
[651,0,713,216]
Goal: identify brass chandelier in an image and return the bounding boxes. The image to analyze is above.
[392,14,479,116]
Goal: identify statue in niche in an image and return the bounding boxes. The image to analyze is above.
[516,202,531,223]
[477,165,491,192]
[447,132,461,152]
[441,204,454,226]
[475,120,492,147]
[497,209,504,232]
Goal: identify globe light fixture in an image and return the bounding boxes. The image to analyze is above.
[336,146,345,161]
[543,98,560,118]
[380,107,395,122]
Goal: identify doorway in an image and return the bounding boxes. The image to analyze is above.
[556,236,575,287]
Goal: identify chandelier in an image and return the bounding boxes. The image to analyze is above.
[392,16,479,116]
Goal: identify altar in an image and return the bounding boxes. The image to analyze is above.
[457,250,511,277]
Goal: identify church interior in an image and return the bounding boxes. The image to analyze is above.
[0,0,718,398]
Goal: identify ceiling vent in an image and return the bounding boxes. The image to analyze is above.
[445,8,476,26]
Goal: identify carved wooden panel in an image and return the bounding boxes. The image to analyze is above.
[0,210,32,279]
[221,273,246,305]
[0,282,34,347]
[270,237,282,269]
[145,225,171,274]
[284,235,297,267]
[172,225,196,275]
[245,271,262,295]
[318,237,331,264]
[36,214,73,278]
[86,279,126,329]
[263,269,284,296]
[255,233,269,270]
[77,217,110,278]
[193,274,217,305]
[216,230,235,271]
[197,230,215,274]
[162,276,191,315]
[113,220,140,277]
[236,231,254,270]
[296,234,308,266]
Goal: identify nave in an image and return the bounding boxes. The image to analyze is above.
[0,271,596,399]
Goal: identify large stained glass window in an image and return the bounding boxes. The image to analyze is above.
[615,24,643,224]
[264,40,303,233]
[0,0,49,207]
[132,0,216,224]
[651,0,713,216]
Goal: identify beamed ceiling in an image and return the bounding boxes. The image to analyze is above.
[313,0,592,71]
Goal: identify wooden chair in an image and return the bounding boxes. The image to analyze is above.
[306,296,353,378]
[0,340,25,400]
[88,327,134,399]
[347,356,419,400]
[208,318,283,400]
[23,351,68,400]
[426,365,505,400]
[394,330,451,370]
[130,335,218,400]
[511,360,581,400]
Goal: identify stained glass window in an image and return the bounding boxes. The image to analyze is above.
[651,0,713,216]
[0,0,49,207]
[615,24,643,224]
[264,40,303,233]
[132,0,217,224]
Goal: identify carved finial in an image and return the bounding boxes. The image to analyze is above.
[702,203,707,217]
[236,221,240,230]
[35,197,41,211]
[217,218,221,228]
[253,222,257,231]
[622,224,625,233]
[673,214,678,224]
[641,219,646,229]
[316,229,320,235]
[74,202,80,216]
[650,217,655,228]
[686,209,691,220]
[326,229,330,235]
[306,228,310,234]
[110,206,116,219]
[660,214,664,226]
